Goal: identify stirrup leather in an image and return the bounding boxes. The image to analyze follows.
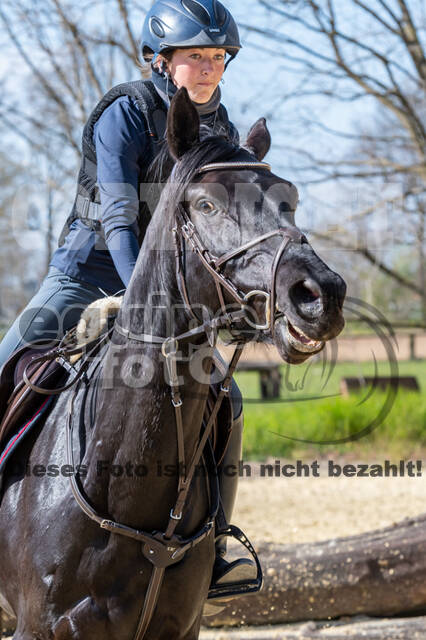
[207,524,263,600]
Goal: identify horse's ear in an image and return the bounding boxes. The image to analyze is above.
[245,117,271,161]
[167,87,200,160]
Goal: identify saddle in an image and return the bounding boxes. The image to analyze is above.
[0,341,68,452]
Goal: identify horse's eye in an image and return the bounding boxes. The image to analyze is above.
[196,199,216,215]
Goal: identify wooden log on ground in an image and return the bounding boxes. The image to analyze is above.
[203,513,426,627]
[201,615,426,639]
[340,376,419,395]
[5,515,426,632]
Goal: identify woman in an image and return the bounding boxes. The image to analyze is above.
[0,0,254,595]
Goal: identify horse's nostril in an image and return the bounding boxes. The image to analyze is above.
[291,279,321,304]
[289,279,324,319]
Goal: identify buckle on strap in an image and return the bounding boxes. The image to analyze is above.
[182,220,195,239]
[81,197,90,218]
[161,337,178,358]
[76,194,101,221]
[242,290,271,331]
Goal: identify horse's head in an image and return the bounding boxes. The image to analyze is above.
[156,88,346,364]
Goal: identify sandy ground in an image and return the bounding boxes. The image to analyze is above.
[232,459,426,544]
[4,458,426,639]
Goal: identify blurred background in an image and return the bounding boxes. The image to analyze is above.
[0,0,424,459]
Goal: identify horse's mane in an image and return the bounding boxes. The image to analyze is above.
[146,127,241,227]
[147,124,239,184]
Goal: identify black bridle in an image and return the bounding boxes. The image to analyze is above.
[174,161,306,341]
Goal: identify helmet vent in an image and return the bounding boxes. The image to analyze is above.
[214,1,227,27]
[181,0,211,27]
[150,17,165,38]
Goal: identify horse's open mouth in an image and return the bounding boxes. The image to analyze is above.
[275,315,324,355]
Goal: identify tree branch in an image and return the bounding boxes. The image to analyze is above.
[31,20,86,121]
[307,120,412,146]
[377,0,401,26]
[238,22,339,66]
[0,6,78,151]
[0,100,77,148]
[116,0,139,61]
[310,230,424,296]
[397,0,426,83]
[258,0,324,34]
[307,0,426,158]
[51,0,104,98]
[82,31,133,59]
[0,112,74,179]
[352,0,400,36]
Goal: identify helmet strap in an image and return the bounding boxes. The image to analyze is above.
[165,73,171,107]
[224,52,236,71]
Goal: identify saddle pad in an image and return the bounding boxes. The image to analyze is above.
[0,396,54,485]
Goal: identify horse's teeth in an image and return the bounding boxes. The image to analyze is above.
[285,321,323,353]
[291,323,314,341]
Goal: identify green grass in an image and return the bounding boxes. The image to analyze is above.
[1,319,425,460]
[236,360,426,460]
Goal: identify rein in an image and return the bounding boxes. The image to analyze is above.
[67,160,301,639]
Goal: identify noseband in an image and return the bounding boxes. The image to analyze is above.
[174,161,306,340]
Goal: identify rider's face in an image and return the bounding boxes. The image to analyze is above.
[168,48,226,104]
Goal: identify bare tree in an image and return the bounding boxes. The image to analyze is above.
[242,0,425,321]
[0,0,151,296]
[0,0,148,162]
[0,0,424,320]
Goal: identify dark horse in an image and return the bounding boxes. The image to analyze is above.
[0,88,346,639]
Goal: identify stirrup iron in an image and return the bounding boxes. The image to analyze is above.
[207,524,263,600]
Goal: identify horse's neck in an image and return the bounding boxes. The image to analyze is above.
[92,231,213,521]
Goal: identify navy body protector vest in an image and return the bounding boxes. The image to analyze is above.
[58,79,233,246]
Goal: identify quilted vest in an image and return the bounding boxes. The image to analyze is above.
[58,79,234,246]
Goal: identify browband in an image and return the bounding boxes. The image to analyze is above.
[196,162,271,174]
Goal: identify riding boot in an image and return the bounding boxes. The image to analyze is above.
[209,411,256,589]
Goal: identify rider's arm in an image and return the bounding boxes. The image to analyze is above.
[94,96,147,287]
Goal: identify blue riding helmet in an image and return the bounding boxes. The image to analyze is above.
[141,0,241,65]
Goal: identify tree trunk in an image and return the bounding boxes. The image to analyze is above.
[203,513,426,627]
[418,202,426,325]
